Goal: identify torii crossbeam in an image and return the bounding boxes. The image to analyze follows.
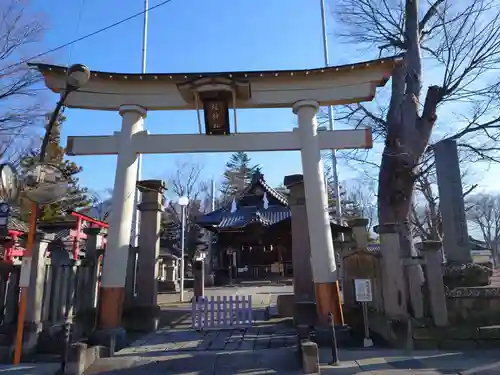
[65,128,372,156]
[29,55,402,332]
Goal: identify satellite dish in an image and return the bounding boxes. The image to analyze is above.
[0,163,20,203]
[23,163,70,205]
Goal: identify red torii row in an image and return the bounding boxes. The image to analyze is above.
[3,211,108,263]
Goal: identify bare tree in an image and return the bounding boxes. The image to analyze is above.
[163,159,210,260]
[166,159,210,210]
[86,188,113,221]
[466,193,500,264]
[0,0,46,163]
[342,178,377,228]
[332,0,500,257]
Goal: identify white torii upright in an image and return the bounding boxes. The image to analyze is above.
[30,55,401,329]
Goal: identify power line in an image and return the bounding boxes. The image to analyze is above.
[1,0,173,73]
[67,0,87,65]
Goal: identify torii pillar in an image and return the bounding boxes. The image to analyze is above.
[294,100,344,326]
[98,105,146,330]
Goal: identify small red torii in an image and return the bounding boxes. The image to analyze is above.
[69,211,108,260]
[2,211,109,264]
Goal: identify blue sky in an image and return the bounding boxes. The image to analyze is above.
[28,0,500,201]
[29,0,361,199]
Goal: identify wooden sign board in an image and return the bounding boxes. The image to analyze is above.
[203,99,230,135]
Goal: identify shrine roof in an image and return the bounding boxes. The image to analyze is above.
[197,171,289,230]
[28,55,402,84]
[217,205,290,229]
[197,171,350,233]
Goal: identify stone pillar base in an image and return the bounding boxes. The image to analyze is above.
[122,305,160,333]
[88,327,127,353]
[21,322,43,357]
[314,281,344,326]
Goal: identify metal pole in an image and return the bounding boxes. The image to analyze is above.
[362,302,374,347]
[328,312,340,366]
[180,205,185,302]
[131,0,149,251]
[320,0,342,221]
[208,179,215,279]
[141,0,149,73]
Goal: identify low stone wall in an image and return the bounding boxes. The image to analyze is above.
[446,287,500,326]
[410,287,500,349]
[413,325,500,349]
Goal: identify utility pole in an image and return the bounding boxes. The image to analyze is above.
[320,0,342,222]
[130,0,149,284]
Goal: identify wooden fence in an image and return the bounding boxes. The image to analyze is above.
[191,295,253,331]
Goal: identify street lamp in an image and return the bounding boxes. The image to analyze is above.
[13,63,90,366]
[178,195,189,302]
[39,64,91,161]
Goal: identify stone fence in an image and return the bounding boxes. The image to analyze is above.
[0,228,105,362]
[337,218,500,349]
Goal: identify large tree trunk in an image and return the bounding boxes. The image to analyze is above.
[378,142,417,265]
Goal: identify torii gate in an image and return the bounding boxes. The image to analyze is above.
[30,55,402,330]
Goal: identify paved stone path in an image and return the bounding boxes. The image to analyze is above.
[85,307,301,375]
[122,324,297,353]
[320,348,500,374]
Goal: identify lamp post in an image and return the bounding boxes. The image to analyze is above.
[13,64,90,365]
[178,196,189,302]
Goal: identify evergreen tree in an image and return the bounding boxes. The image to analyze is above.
[220,152,259,202]
[19,113,91,222]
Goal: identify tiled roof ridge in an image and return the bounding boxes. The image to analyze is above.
[256,176,288,205]
[235,172,287,206]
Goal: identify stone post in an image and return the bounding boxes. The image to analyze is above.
[378,224,407,319]
[334,238,356,308]
[136,179,165,307]
[434,139,472,264]
[134,179,165,330]
[344,219,370,307]
[417,241,448,327]
[84,228,105,312]
[193,259,205,300]
[347,218,369,249]
[162,257,179,291]
[284,174,317,326]
[24,233,54,353]
[124,246,137,308]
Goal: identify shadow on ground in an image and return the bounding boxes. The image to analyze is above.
[320,349,500,374]
[86,348,300,375]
